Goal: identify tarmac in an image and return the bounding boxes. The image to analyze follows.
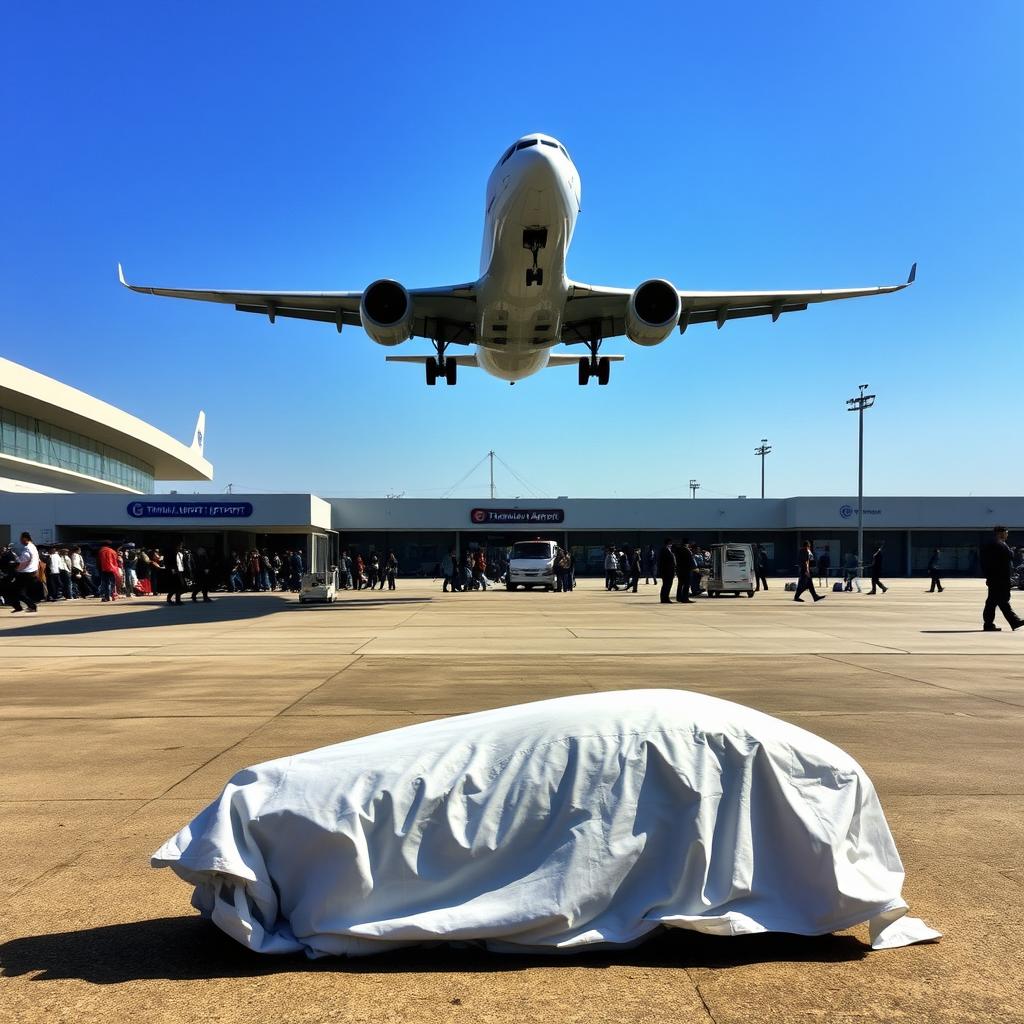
[1,576,1022,1023]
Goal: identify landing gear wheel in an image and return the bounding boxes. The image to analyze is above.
[425,357,438,386]
[445,359,457,386]
[578,358,590,386]
[526,267,544,286]
[597,357,611,386]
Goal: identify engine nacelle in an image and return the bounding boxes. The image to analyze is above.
[626,278,681,346]
[360,279,414,346]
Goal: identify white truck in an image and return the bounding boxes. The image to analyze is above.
[705,543,756,598]
[506,539,559,591]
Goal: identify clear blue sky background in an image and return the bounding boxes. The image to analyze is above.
[3,2,1021,499]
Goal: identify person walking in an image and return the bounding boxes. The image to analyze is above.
[10,532,40,613]
[604,546,620,591]
[689,545,704,598]
[981,526,1023,632]
[753,544,769,591]
[384,550,398,590]
[190,546,213,602]
[96,540,119,602]
[869,543,888,594]
[472,549,488,591]
[674,539,695,604]
[165,542,185,605]
[927,548,944,593]
[657,538,676,604]
[794,541,826,603]
[441,548,457,592]
[843,550,862,593]
[817,548,831,587]
[644,545,658,585]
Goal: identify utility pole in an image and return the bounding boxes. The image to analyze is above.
[689,479,701,499]
[846,384,876,581]
[754,439,772,499]
[488,450,495,500]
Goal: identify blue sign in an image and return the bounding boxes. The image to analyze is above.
[127,501,254,519]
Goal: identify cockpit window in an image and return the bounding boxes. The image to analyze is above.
[499,145,515,166]
[559,144,569,158]
[515,139,538,151]
[541,139,557,148]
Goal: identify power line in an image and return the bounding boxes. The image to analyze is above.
[494,454,547,498]
[440,452,492,499]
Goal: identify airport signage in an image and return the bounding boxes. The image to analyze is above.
[470,507,565,525]
[839,504,882,519]
[127,501,254,519]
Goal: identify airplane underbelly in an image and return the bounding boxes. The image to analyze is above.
[476,346,549,381]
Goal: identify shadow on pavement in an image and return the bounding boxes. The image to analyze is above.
[0,916,868,983]
[0,595,431,638]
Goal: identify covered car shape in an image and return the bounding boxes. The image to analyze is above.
[153,690,939,957]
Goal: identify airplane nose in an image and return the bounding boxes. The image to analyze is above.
[515,146,559,188]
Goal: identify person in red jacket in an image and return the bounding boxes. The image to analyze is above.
[96,541,119,602]
[472,549,488,591]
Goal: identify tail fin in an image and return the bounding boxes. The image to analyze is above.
[191,411,206,454]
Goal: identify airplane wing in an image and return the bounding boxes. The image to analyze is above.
[561,264,916,343]
[118,264,477,342]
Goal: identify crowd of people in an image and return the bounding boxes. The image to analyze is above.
[0,535,306,611]
[336,549,399,591]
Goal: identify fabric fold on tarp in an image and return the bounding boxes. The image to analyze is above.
[153,689,940,957]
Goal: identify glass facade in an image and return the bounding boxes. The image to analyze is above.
[0,405,155,491]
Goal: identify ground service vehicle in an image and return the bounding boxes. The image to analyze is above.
[706,543,756,598]
[299,567,338,604]
[507,539,558,591]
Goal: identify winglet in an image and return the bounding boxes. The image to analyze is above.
[907,262,917,285]
[117,262,128,287]
[191,410,206,454]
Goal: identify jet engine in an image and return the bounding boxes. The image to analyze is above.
[625,279,681,346]
[360,279,414,346]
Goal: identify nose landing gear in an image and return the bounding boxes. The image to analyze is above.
[523,227,547,287]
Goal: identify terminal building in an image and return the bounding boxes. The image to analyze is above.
[1,358,1020,577]
[2,490,1022,579]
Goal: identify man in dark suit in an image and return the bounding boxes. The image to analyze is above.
[674,540,695,603]
[981,526,1023,632]
[754,544,769,591]
[657,538,676,604]
[869,543,888,594]
[794,541,825,603]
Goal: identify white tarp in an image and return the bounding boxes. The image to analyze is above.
[153,690,940,957]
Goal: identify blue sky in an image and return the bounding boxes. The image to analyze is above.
[3,2,1021,499]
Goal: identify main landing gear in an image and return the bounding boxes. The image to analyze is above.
[578,339,610,386]
[426,355,457,386]
[426,335,457,385]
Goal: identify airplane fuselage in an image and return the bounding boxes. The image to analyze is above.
[473,134,581,380]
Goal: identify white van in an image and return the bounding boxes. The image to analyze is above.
[706,543,756,598]
[506,539,559,591]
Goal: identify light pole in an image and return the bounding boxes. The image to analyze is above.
[754,439,772,499]
[846,384,876,581]
[689,479,701,499]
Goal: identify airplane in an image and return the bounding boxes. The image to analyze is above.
[119,133,915,387]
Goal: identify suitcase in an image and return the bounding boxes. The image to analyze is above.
[833,582,844,592]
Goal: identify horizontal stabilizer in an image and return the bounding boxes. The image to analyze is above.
[545,353,624,366]
[385,355,480,367]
